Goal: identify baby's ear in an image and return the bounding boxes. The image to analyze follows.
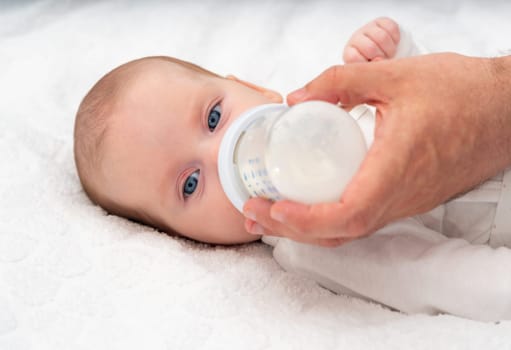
[226,75,283,103]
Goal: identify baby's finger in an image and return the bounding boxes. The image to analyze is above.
[374,17,400,44]
[343,46,367,64]
[363,25,398,58]
[354,34,386,61]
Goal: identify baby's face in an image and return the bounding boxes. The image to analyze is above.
[101,61,282,244]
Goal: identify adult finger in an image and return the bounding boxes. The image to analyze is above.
[286,62,390,107]
[243,197,302,238]
[243,198,355,246]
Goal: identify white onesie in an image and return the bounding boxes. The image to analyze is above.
[262,28,511,322]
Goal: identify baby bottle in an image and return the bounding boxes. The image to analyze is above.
[217,101,367,212]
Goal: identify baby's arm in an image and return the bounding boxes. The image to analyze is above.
[343,17,427,63]
[271,218,511,322]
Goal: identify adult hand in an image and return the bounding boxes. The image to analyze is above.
[243,53,511,247]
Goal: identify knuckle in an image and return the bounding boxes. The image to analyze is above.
[375,16,395,28]
[263,227,275,236]
[367,43,381,58]
[374,17,400,40]
[255,213,270,227]
[292,206,320,234]
[373,28,389,44]
[323,65,343,86]
[318,65,351,104]
[342,46,355,62]
[345,211,371,238]
[343,47,362,64]
[356,40,376,59]
[294,215,314,234]
[305,66,331,101]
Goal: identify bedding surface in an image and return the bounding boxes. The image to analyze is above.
[1,1,511,349]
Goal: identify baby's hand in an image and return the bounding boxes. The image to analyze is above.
[343,17,400,63]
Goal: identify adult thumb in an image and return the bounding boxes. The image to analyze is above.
[287,62,386,107]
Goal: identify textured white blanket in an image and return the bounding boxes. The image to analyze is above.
[1,1,511,349]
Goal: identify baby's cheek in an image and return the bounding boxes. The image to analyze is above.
[211,193,245,227]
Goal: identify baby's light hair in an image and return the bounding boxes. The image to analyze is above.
[74,56,220,232]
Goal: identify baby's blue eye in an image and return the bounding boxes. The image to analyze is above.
[183,170,199,198]
[208,103,222,131]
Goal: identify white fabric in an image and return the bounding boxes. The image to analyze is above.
[394,27,429,57]
[264,206,511,322]
[2,1,511,349]
[490,168,511,247]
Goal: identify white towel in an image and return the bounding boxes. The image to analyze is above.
[1,1,511,349]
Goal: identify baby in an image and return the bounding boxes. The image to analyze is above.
[74,17,511,321]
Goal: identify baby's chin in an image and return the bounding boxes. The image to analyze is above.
[178,224,261,245]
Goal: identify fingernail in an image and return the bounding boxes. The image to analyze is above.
[288,87,308,101]
[270,210,285,223]
[243,210,256,221]
[249,223,265,235]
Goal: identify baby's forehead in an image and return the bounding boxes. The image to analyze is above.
[112,59,214,124]
[119,60,207,100]
[133,59,204,83]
